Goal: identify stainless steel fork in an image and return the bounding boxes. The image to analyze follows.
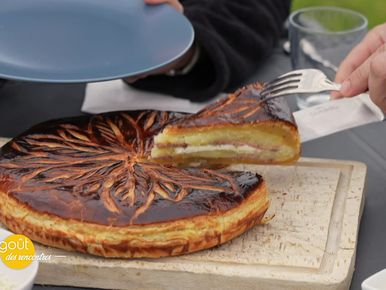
[259,69,342,101]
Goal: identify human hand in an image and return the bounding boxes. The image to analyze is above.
[144,0,183,13]
[124,46,196,83]
[333,23,386,112]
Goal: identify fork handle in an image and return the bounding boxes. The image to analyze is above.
[322,79,341,92]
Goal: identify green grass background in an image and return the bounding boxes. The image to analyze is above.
[292,0,386,28]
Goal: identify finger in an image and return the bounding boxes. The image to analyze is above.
[144,0,183,13]
[332,24,386,99]
[124,73,149,84]
[335,23,386,84]
[338,42,386,99]
[369,47,386,112]
[336,56,372,98]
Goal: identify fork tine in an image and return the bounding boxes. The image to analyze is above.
[261,84,299,98]
[259,89,300,104]
[261,77,301,95]
[267,69,304,85]
[261,69,306,97]
[264,72,302,87]
[277,69,307,79]
[259,68,339,103]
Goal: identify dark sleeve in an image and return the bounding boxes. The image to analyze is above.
[129,0,291,102]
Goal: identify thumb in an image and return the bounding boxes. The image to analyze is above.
[369,47,386,112]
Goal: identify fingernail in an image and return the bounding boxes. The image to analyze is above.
[340,80,351,95]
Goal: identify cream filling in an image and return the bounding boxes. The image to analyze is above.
[173,144,262,155]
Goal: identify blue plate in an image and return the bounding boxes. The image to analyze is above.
[0,0,194,83]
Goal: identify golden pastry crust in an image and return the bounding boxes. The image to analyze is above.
[0,111,269,258]
[152,83,301,165]
[0,182,268,258]
[169,83,297,129]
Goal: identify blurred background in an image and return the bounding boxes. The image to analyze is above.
[292,0,385,28]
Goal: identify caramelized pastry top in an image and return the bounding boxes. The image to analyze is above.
[0,111,262,227]
[169,83,296,129]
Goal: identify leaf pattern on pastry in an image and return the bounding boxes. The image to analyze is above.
[0,112,240,224]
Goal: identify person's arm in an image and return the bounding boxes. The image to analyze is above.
[128,0,291,102]
[333,23,386,112]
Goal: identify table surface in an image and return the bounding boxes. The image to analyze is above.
[0,45,385,290]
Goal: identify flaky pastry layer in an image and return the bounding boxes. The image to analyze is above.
[151,83,300,166]
[152,121,300,165]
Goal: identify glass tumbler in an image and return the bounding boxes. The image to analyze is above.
[289,6,368,109]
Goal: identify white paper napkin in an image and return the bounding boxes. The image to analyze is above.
[293,94,384,142]
[82,80,224,114]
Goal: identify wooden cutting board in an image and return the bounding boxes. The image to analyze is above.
[0,137,366,290]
